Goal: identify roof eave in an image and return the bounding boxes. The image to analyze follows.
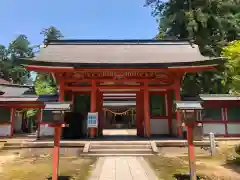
[17,58,224,69]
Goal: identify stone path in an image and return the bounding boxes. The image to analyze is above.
[103,129,137,136]
[89,157,158,180]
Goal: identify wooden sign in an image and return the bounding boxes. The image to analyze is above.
[87,112,98,128]
[62,71,174,84]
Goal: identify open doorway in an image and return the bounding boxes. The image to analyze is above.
[102,98,137,137]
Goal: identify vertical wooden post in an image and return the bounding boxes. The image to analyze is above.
[97,91,103,136]
[223,108,228,136]
[187,124,197,180]
[140,90,144,136]
[167,90,173,135]
[136,90,144,136]
[52,127,61,180]
[10,108,15,137]
[174,74,183,137]
[143,82,150,137]
[37,109,42,139]
[52,78,64,180]
[90,80,97,138]
[136,91,141,136]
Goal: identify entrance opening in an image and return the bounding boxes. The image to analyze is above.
[102,93,137,137]
[62,94,90,139]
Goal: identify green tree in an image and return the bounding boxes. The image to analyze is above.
[34,73,56,95]
[8,35,34,84]
[146,0,240,95]
[221,40,240,94]
[40,26,63,40]
[146,0,240,56]
[0,45,11,81]
[0,35,34,84]
[34,26,64,96]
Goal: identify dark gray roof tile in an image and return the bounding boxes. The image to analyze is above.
[21,40,223,67]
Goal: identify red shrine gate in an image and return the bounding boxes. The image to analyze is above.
[21,39,222,138]
[27,68,215,138]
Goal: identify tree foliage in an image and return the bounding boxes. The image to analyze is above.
[34,73,57,95]
[34,26,63,96]
[40,26,63,41]
[146,0,240,95]
[146,0,240,56]
[0,35,34,84]
[221,40,240,94]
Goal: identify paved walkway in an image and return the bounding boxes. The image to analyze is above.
[103,129,137,136]
[89,157,158,180]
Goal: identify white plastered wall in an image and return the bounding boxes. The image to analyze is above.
[39,125,54,136]
[149,94,169,135]
[227,124,240,135]
[0,125,11,136]
[203,123,225,135]
[150,119,169,135]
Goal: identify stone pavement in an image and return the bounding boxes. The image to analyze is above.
[89,156,158,180]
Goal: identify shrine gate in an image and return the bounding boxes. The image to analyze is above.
[19,39,222,138]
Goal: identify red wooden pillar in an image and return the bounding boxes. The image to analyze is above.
[90,80,97,138]
[136,91,144,136]
[97,91,103,136]
[52,127,61,180]
[37,109,42,139]
[174,74,183,137]
[187,124,197,179]
[10,108,15,137]
[143,82,151,137]
[167,90,173,135]
[223,108,228,136]
[136,91,141,136]
[52,79,64,180]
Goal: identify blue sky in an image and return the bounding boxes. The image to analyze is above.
[0,0,158,47]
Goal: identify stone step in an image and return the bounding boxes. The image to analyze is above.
[90,142,150,146]
[78,153,154,156]
[4,142,84,148]
[2,146,24,150]
[90,144,152,149]
[89,148,153,154]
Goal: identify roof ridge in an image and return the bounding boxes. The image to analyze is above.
[44,39,192,46]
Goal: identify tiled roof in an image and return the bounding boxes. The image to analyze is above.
[175,101,203,110]
[0,94,59,102]
[0,84,35,96]
[19,39,223,68]
[0,78,10,84]
[199,94,240,101]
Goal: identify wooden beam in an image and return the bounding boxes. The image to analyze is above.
[63,78,174,83]
[26,65,74,72]
[72,67,217,72]
[64,85,175,90]
[169,65,217,72]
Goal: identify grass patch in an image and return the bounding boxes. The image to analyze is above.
[145,145,240,180]
[0,155,96,180]
[145,155,189,180]
[145,155,221,180]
